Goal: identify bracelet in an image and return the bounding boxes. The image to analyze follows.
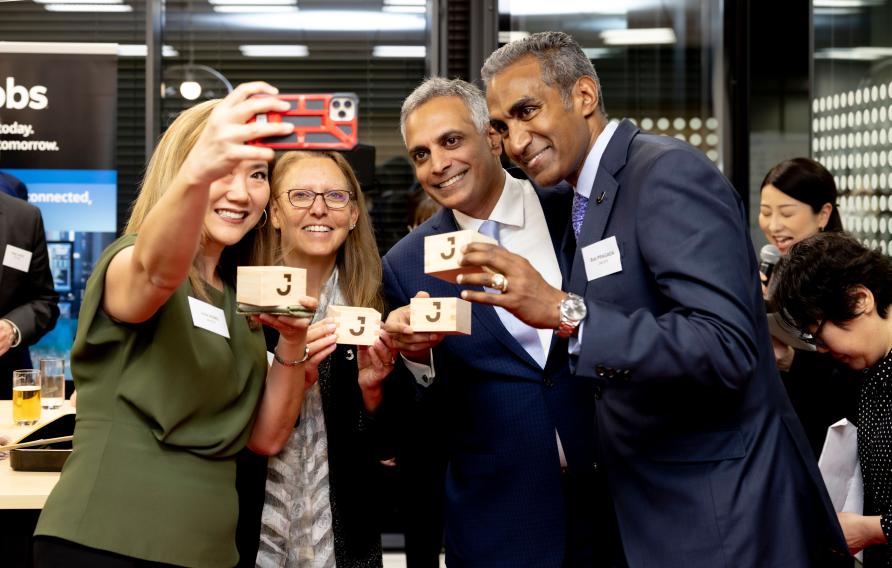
[273,345,310,367]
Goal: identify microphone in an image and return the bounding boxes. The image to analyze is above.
[759,244,781,282]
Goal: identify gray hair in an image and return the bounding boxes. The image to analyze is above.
[400,77,490,144]
[481,31,606,115]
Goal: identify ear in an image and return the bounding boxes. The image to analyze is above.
[851,284,876,314]
[270,201,282,230]
[817,202,833,230]
[487,126,503,157]
[349,202,360,229]
[574,76,600,118]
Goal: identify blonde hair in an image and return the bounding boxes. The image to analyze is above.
[268,151,383,312]
[126,99,275,301]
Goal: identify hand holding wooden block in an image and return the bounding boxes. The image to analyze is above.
[424,229,497,282]
[326,305,382,346]
[237,266,307,307]
[410,297,472,335]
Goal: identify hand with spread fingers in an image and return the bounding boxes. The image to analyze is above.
[357,331,399,413]
[456,242,566,330]
[382,291,444,364]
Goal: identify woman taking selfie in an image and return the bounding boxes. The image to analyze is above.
[33,83,315,567]
[239,151,398,568]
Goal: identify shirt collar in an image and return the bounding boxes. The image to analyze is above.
[453,169,524,231]
[573,120,619,199]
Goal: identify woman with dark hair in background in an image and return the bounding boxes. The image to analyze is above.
[758,157,859,458]
[772,232,892,564]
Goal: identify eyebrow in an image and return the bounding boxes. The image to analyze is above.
[507,96,538,117]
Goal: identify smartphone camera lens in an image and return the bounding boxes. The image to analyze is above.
[338,110,347,119]
[343,100,352,109]
[332,100,341,109]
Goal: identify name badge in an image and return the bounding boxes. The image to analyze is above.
[188,297,230,339]
[2,244,32,273]
[581,236,623,281]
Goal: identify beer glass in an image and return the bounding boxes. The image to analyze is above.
[39,358,65,410]
[12,369,41,426]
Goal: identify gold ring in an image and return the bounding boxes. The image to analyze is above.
[491,273,509,293]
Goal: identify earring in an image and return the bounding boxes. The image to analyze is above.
[349,224,356,230]
[256,210,268,229]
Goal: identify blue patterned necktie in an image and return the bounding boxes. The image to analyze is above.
[572,191,589,238]
[478,220,547,367]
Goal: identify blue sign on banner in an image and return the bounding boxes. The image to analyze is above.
[6,168,117,232]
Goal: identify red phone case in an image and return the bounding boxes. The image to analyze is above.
[248,93,358,150]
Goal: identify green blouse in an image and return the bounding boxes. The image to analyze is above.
[35,234,267,567]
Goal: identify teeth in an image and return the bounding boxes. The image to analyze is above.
[438,172,465,188]
[526,148,547,165]
[217,210,247,220]
[303,225,332,233]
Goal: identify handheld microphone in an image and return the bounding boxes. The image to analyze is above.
[759,244,782,281]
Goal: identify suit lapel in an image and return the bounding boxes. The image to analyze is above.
[569,119,637,295]
[535,182,574,283]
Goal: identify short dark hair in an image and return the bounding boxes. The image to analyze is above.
[760,157,843,232]
[772,232,892,333]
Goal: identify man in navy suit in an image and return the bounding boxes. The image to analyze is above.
[454,31,851,567]
[382,77,603,567]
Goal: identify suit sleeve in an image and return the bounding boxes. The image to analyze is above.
[575,148,762,391]
[4,207,60,346]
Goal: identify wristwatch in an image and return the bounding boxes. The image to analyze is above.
[556,293,587,338]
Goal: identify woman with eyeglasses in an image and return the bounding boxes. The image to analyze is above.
[772,232,892,565]
[758,157,859,458]
[236,151,398,568]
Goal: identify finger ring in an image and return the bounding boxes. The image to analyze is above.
[491,273,509,293]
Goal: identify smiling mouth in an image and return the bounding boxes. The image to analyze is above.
[216,209,247,221]
[773,236,794,250]
[436,171,466,189]
[523,147,549,167]
[303,225,333,233]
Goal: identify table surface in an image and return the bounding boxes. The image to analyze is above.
[0,400,74,509]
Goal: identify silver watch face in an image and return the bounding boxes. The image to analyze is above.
[561,294,587,320]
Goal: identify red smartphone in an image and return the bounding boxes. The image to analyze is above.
[248,93,359,150]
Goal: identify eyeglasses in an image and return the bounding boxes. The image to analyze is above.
[282,189,353,210]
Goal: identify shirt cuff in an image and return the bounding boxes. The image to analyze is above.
[568,320,585,355]
[401,351,436,388]
[2,319,21,348]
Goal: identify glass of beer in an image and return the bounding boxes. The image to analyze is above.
[39,358,65,410]
[12,369,41,426]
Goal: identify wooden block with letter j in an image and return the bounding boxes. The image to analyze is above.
[410,297,472,335]
[424,229,497,282]
[236,266,307,307]
[326,305,382,346]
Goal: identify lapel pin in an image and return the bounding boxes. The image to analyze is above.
[596,192,606,204]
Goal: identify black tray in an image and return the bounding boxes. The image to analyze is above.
[9,412,74,472]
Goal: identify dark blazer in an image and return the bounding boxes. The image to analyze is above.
[237,338,391,568]
[382,183,600,568]
[568,119,849,567]
[0,192,59,397]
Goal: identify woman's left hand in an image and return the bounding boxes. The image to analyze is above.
[358,330,398,393]
[838,512,885,554]
[251,296,318,346]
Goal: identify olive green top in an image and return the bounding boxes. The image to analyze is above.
[35,234,267,567]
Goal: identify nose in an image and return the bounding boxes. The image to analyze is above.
[430,148,451,176]
[226,173,249,203]
[505,123,532,162]
[767,213,783,233]
[308,193,328,216]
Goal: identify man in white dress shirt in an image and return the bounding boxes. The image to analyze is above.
[381,77,607,568]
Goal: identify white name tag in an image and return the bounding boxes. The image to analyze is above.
[2,244,32,272]
[188,296,230,339]
[581,236,623,281]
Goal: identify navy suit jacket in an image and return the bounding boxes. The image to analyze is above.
[0,192,59,396]
[382,183,599,568]
[568,120,849,567]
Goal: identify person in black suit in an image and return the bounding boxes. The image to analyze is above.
[454,31,850,567]
[0,189,59,398]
